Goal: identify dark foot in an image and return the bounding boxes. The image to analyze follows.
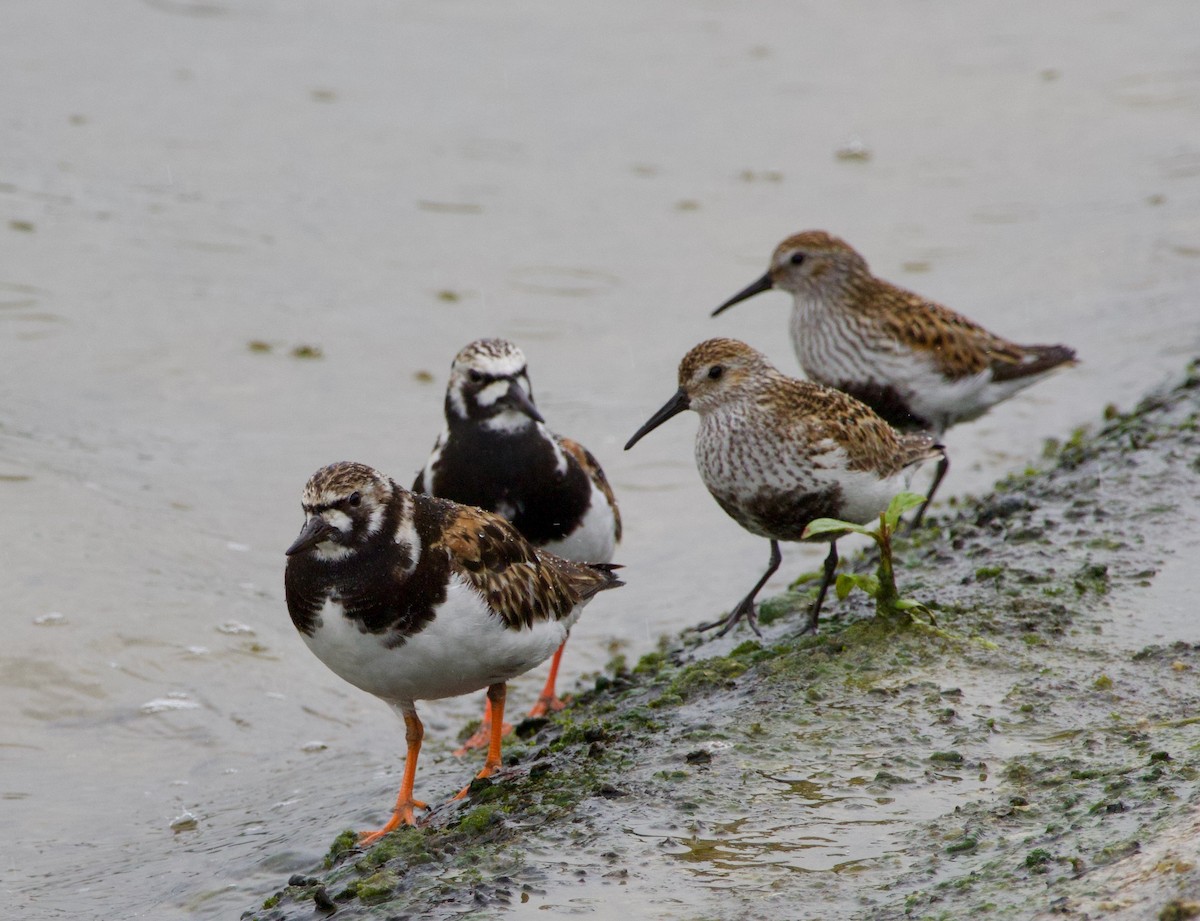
[694,599,762,638]
[796,605,821,636]
[906,507,931,534]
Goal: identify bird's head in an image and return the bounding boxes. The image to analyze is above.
[444,338,543,432]
[286,461,395,561]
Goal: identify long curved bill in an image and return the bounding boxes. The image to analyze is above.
[504,380,545,423]
[624,389,690,450]
[711,271,774,317]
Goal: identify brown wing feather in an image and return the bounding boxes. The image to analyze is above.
[435,503,621,630]
[769,378,940,476]
[555,436,623,542]
[860,280,1076,383]
[861,280,1023,379]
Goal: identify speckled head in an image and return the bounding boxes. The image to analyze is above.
[288,461,397,560]
[445,338,543,428]
[625,338,775,449]
[712,230,869,315]
[675,338,774,412]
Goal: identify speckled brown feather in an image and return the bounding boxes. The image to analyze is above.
[435,502,621,631]
[678,338,939,477]
[556,436,623,543]
[757,375,941,476]
[771,231,1078,382]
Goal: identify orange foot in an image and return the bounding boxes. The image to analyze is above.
[453,762,500,801]
[527,692,571,719]
[359,798,429,846]
[453,719,513,756]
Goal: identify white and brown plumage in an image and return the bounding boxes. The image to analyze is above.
[414,339,621,747]
[713,231,1076,524]
[284,461,622,843]
[625,339,942,636]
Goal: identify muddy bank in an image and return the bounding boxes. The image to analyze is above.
[245,363,1200,921]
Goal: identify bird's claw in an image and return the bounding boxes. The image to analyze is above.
[358,799,429,845]
[694,601,761,639]
[527,694,570,719]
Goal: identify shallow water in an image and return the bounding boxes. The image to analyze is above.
[3,1,1200,917]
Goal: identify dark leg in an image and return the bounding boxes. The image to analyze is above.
[910,453,949,531]
[695,540,781,639]
[800,541,839,634]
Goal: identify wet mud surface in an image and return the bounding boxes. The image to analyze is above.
[245,367,1200,920]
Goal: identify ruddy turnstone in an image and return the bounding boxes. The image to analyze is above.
[712,231,1076,525]
[284,461,622,843]
[625,338,943,636]
[414,339,621,747]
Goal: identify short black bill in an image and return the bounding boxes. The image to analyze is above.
[624,388,690,450]
[286,516,336,556]
[711,271,774,317]
[504,380,545,423]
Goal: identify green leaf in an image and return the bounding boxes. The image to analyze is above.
[836,572,879,600]
[803,517,873,540]
[854,574,880,597]
[883,492,926,532]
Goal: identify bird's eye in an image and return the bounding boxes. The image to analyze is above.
[708,365,724,380]
[468,370,484,384]
[789,252,806,266]
[348,491,361,508]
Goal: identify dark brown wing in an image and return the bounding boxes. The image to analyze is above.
[434,502,622,630]
[556,436,623,543]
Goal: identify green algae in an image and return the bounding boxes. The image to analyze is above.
[247,361,1200,921]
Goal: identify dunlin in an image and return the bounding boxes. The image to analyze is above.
[713,231,1075,524]
[625,339,943,635]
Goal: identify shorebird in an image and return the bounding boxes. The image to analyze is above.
[414,339,620,750]
[284,461,622,842]
[625,338,943,635]
[713,231,1075,525]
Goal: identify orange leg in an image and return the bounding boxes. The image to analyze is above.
[453,693,513,756]
[527,640,571,718]
[454,683,507,800]
[360,705,428,846]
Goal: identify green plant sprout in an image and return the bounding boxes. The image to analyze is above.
[802,492,936,625]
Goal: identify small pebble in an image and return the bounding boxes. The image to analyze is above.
[141,694,200,714]
[835,138,872,162]
[313,886,337,912]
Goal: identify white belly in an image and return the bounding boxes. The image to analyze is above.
[300,575,570,705]
[541,482,618,563]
